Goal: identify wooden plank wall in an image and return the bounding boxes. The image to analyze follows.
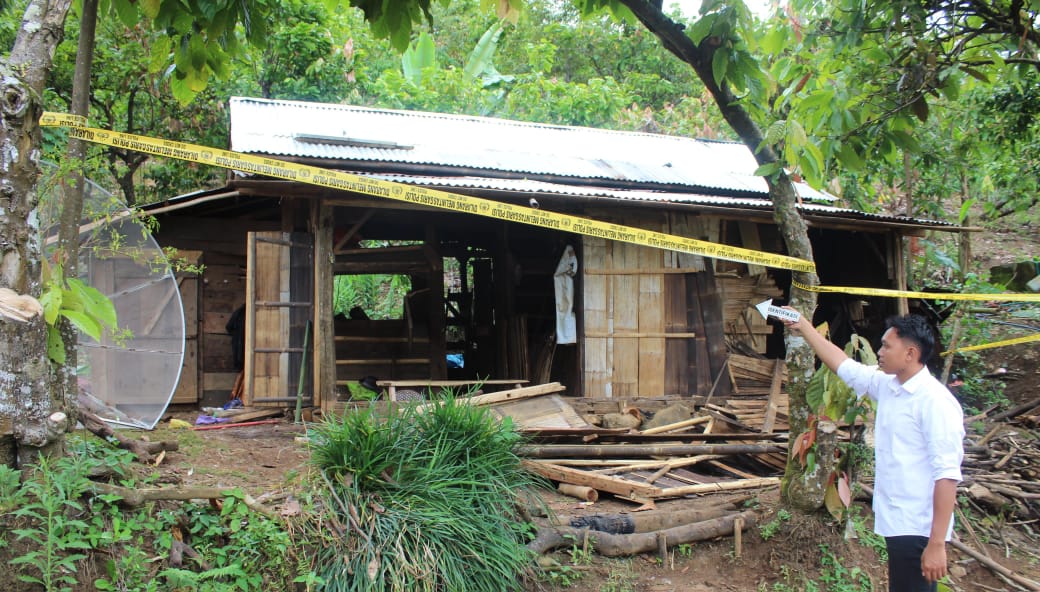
[581,213,781,400]
[582,213,669,399]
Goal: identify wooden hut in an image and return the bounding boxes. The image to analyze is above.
[145,97,959,413]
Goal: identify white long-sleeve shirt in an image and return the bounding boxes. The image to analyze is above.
[836,359,965,539]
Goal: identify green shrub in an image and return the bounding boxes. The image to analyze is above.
[308,394,543,592]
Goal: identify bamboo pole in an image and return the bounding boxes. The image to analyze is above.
[657,477,780,497]
[519,443,784,458]
[640,415,711,435]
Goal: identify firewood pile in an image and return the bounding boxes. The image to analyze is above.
[962,397,1040,524]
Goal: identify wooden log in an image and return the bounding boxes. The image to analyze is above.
[77,406,178,464]
[557,504,736,532]
[527,510,756,556]
[558,483,599,502]
[519,443,784,458]
[989,397,1040,423]
[949,539,1040,591]
[88,482,276,519]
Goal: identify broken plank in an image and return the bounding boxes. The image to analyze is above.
[226,408,285,424]
[415,382,565,413]
[521,460,661,499]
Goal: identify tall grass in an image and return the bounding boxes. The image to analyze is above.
[308,395,541,592]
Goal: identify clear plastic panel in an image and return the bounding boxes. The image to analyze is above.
[41,165,184,429]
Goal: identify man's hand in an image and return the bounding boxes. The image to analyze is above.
[780,307,849,373]
[920,541,947,583]
[780,306,810,333]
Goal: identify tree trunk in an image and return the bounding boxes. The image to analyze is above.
[528,510,756,556]
[614,0,824,511]
[0,0,75,468]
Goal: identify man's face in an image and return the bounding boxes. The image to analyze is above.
[878,327,918,375]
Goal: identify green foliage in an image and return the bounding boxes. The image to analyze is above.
[0,466,23,513]
[307,394,543,591]
[766,544,872,592]
[402,30,438,85]
[38,263,121,364]
[816,544,873,592]
[9,455,93,591]
[2,436,304,591]
[333,273,411,319]
[848,506,886,563]
[805,332,877,425]
[758,508,791,541]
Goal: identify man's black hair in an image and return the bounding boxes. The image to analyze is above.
[885,314,935,363]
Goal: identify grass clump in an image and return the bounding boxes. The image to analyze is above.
[308,394,541,592]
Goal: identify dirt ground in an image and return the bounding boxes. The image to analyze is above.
[148,365,1040,592]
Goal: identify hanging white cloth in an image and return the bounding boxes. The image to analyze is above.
[553,245,578,344]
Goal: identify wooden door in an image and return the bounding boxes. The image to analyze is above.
[244,232,314,407]
[172,250,203,404]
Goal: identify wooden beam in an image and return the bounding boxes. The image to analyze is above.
[584,268,705,275]
[584,332,697,339]
[312,202,337,412]
[333,209,374,253]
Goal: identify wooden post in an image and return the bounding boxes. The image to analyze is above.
[426,225,447,379]
[311,202,337,412]
[733,516,744,558]
[891,233,909,316]
[656,532,668,565]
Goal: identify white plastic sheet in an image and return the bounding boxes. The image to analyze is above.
[554,245,577,345]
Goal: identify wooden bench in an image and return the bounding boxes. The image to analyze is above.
[376,379,529,401]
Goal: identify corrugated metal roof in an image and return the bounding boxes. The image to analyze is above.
[228,96,823,199]
[354,173,952,228]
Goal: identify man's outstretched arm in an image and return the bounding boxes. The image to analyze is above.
[783,309,849,373]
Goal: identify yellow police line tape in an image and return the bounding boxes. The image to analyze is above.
[941,332,1040,356]
[792,281,1040,302]
[41,113,1040,308]
[40,112,815,273]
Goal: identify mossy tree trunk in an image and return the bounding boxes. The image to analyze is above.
[0,0,75,468]
[613,0,825,512]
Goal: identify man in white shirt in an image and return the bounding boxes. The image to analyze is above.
[785,313,964,592]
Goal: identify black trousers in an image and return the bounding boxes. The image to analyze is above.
[886,536,937,592]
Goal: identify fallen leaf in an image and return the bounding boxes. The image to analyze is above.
[837,474,852,508]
